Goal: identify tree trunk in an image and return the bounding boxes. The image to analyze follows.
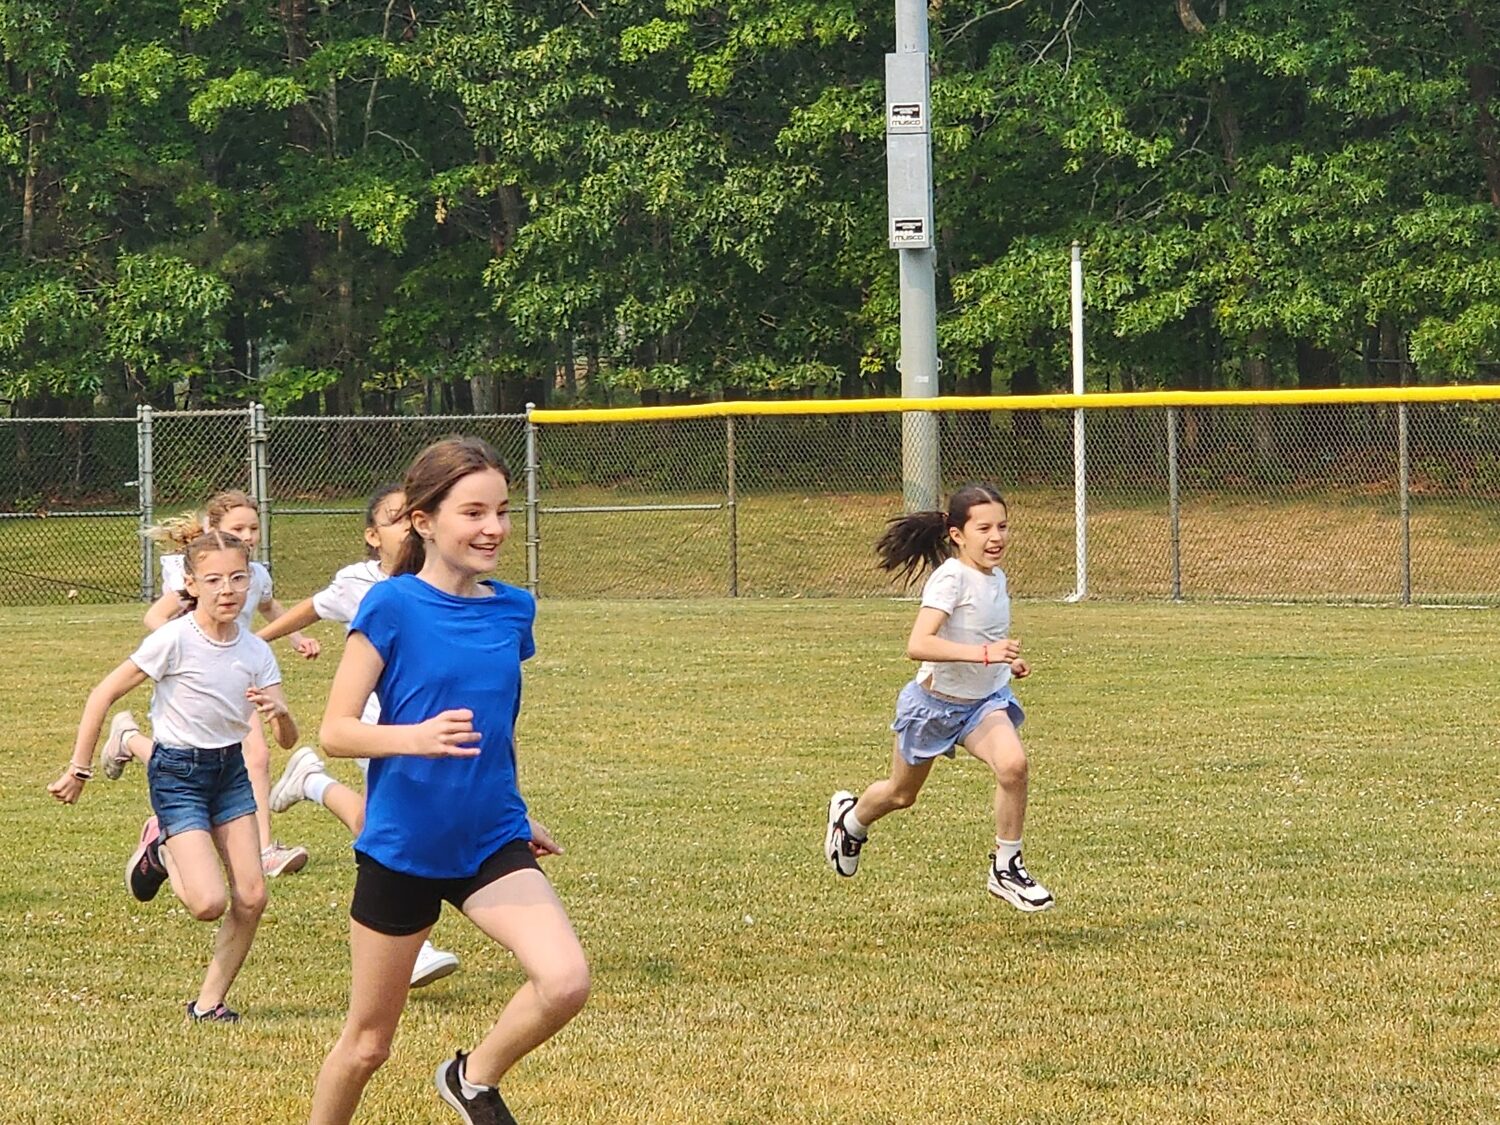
[1243,328,1275,460]
[470,373,499,413]
[20,74,43,259]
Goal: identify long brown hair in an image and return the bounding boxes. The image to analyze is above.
[394,437,512,576]
[875,483,1007,584]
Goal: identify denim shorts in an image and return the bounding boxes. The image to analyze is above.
[147,743,257,839]
[890,680,1025,766]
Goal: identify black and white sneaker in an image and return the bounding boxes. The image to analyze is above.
[185,1000,241,1024]
[435,1050,517,1125]
[126,815,168,902]
[987,851,1054,912]
[824,790,864,877]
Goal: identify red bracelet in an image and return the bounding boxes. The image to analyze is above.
[982,644,989,666]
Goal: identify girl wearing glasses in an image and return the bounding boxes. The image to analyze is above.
[49,530,300,1022]
[104,489,314,879]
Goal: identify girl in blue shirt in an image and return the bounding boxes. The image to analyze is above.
[308,437,587,1125]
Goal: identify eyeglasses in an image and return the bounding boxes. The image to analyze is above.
[194,572,252,592]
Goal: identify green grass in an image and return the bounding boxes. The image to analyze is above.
[8,486,1500,606]
[3,599,1499,1123]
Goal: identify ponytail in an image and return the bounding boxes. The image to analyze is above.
[392,527,426,576]
[876,511,951,584]
[146,510,208,553]
[876,483,1008,584]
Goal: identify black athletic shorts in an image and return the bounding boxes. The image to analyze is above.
[350,838,540,936]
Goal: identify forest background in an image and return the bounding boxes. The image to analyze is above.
[2,0,1498,419]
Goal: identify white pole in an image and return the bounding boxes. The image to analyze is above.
[1068,241,1087,601]
[892,0,939,511]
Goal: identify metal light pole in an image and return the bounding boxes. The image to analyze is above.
[888,0,940,511]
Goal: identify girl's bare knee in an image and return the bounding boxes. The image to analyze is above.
[992,752,1028,789]
[187,893,228,922]
[536,958,590,1020]
[233,882,268,919]
[341,1029,392,1076]
[889,788,919,811]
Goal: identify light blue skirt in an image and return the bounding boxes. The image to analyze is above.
[890,680,1025,766]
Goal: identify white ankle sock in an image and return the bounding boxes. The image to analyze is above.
[995,837,1022,867]
[843,806,868,839]
[458,1056,492,1099]
[304,772,334,806]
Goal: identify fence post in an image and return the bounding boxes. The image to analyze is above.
[525,404,539,596]
[250,402,271,570]
[1068,241,1088,601]
[1398,402,1411,605]
[137,405,155,602]
[727,416,739,597]
[1167,406,1182,601]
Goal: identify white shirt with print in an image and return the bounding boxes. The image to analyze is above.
[916,557,1014,701]
[130,615,281,749]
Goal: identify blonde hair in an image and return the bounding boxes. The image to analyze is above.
[147,490,258,552]
[176,530,252,610]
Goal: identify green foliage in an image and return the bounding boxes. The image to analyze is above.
[1,0,1498,416]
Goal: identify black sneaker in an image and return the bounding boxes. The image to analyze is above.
[186,1000,241,1024]
[125,815,168,902]
[987,850,1055,912]
[435,1050,517,1125]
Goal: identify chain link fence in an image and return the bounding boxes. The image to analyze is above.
[5,395,1500,605]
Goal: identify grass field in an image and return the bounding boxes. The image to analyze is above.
[8,485,1500,606]
[3,599,1499,1124]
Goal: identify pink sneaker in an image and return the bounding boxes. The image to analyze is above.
[261,841,309,878]
[125,816,167,901]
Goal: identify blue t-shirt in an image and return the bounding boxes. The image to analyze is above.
[350,573,536,878]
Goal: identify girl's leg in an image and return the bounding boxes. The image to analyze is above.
[159,828,232,921]
[963,713,1053,910]
[961,713,1027,840]
[270,748,367,835]
[459,870,589,1085]
[309,923,427,1125]
[241,722,275,852]
[318,781,365,835]
[851,738,937,828]
[195,814,268,1010]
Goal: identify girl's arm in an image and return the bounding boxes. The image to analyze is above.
[143,590,187,631]
[257,597,321,644]
[49,660,149,804]
[320,632,481,760]
[260,595,320,658]
[905,606,1020,665]
[246,683,299,749]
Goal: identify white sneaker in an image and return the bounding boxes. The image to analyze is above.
[102,711,140,780]
[824,790,864,877]
[261,841,309,878]
[270,746,325,813]
[411,941,460,988]
[987,851,1055,912]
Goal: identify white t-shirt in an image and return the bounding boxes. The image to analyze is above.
[160,555,273,632]
[311,560,384,626]
[312,559,388,726]
[916,557,1014,700]
[130,615,282,749]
